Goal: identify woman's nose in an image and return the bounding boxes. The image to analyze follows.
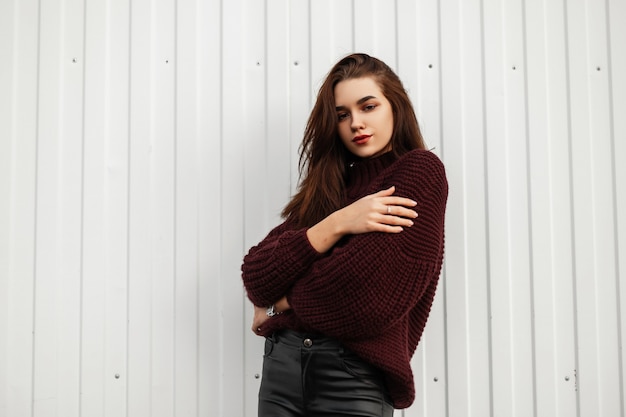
[350,113,365,130]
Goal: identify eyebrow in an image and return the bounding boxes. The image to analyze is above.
[335,95,377,111]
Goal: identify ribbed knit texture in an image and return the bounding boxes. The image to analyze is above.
[241,149,448,409]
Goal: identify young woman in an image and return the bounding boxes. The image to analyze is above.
[241,53,448,416]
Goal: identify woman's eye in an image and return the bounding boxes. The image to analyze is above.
[337,113,349,121]
[363,104,376,111]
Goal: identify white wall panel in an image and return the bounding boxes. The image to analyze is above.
[568,0,621,415]
[126,1,156,414]
[610,0,626,411]
[175,1,202,416]
[0,0,10,411]
[526,1,578,416]
[195,0,223,412]
[220,0,247,415]
[1,0,40,416]
[242,0,268,413]
[397,4,447,416]
[32,0,85,416]
[2,0,625,416]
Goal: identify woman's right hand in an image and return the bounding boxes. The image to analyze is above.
[306,186,418,253]
[338,186,418,235]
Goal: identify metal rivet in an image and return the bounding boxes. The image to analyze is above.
[294,61,299,66]
[565,376,570,381]
[115,374,120,379]
[433,377,438,382]
[597,67,601,71]
[254,373,260,379]
[72,58,77,63]
[303,338,313,348]
[428,64,433,69]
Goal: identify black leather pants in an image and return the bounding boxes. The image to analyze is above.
[258,330,394,417]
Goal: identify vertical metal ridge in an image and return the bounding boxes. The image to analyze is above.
[193,4,202,415]
[477,0,494,415]
[393,0,398,70]
[351,0,355,52]
[172,0,179,412]
[263,0,269,185]
[125,0,132,414]
[125,0,133,414]
[148,3,155,414]
[520,0,538,415]
[217,0,225,414]
[78,0,88,413]
[604,0,624,415]
[30,0,42,414]
[307,0,312,109]
[436,1,451,416]
[562,0,581,414]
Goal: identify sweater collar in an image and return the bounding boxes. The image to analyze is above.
[346,151,398,196]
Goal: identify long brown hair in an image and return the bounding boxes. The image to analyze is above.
[282,53,426,227]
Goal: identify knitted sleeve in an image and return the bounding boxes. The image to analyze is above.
[288,150,448,341]
[241,220,322,307]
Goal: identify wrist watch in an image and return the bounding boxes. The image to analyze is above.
[266,304,280,317]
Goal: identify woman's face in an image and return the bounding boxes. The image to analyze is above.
[334,76,394,159]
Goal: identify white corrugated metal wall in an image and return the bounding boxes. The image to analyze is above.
[1,0,624,416]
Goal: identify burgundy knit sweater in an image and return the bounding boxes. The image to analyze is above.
[241,149,448,409]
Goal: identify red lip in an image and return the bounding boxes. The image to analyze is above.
[352,134,371,144]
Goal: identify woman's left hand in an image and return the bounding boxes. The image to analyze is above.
[252,305,269,333]
[252,296,291,334]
